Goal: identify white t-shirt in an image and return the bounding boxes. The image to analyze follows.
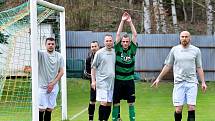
[91,47,115,90]
[38,50,64,88]
[165,44,202,84]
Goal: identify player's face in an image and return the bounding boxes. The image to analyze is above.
[90,42,99,54]
[104,36,113,49]
[46,40,56,53]
[180,31,191,47]
[121,37,130,50]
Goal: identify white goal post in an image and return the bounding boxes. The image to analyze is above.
[30,0,67,121]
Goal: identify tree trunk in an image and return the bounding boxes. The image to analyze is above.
[205,0,213,35]
[191,0,194,23]
[93,0,97,6]
[159,0,167,33]
[153,0,160,33]
[171,0,179,33]
[143,0,152,34]
[181,0,187,22]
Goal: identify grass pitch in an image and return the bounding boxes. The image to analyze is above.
[52,78,215,121]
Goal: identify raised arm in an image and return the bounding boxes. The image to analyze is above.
[116,12,129,44]
[126,14,137,45]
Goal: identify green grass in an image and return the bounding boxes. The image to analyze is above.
[52,79,215,121]
[0,78,214,120]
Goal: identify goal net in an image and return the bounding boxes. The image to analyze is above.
[0,1,66,121]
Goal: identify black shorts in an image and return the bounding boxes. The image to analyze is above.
[89,80,96,102]
[113,79,135,104]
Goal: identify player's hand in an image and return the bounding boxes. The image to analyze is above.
[47,82,55,93]
[126,14,132,23]
[201,82,207,93]
[121,12,129,21]
[151,79,160,87]
[91,81,96,90]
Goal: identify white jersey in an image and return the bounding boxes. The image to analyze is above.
[38,50,64,88]
[165,44,202,84]
[91,47,115,90]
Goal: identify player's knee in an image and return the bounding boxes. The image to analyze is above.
[175,106,183,113]
[90,101,96,104]
[100,102,111,106]
[39,109,46,112]
[128,102,134,106]
[113,103,120,106]
[46,108,53,112]
[188,105,195,111]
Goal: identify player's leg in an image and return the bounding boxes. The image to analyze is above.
[117,105,121,121]
[45,85,59,121]
[97,89,112,121]
[39,88,48,121]
[174,106,183,121]
[186,83,197,121]
[88,86,96,121]
[126,80,135,121]
[44,108,53,121]
[112,80,121,121]
[173,82,186,121]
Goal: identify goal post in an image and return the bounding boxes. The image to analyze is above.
[31,0,67,120]
[0,0,67,120]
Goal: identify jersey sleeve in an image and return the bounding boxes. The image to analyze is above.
[130,40,138,55]
[114,41,121,52]
[195,48,202,68]
[164,47,175,66]
[85,55,91,74]
[60,55,64,68]
[91,52,99,69]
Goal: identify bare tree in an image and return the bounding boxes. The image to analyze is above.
[171,0,179,33]
[143,0,152,34]
[153,0,161,33]
[205,0,213,35]
[129,0,132,6]
[181,0,187,22]
[191,0,194,23]
[159,0,167,33]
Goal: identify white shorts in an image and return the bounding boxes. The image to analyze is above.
[173,81,197,106]
[38,84,59,110]
[96,89,113,102]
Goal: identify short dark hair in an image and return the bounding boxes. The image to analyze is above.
[122,34,130,39]
[105,33,112,37]
[45,37,55,44]
[91,40,99,46]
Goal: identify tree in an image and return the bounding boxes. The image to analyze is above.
[159,0,167,33]
[143,0,152,34]
[181,0,187,22]
[191,0,194,23]
[153,0,161,33]
[205,0,213,35]
[171,0,179,33]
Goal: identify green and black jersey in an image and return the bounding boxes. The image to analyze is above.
[114,41,138,81]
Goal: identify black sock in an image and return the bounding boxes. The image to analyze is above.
[174,111,182,121]
[187,110,195,121]
[44,110,52,121]
[88,103,95,120]
[99,105,111,121]
[118,106,120,119]
[39,111,44,121]
[99,105,105,121]
[105,106,111,120]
